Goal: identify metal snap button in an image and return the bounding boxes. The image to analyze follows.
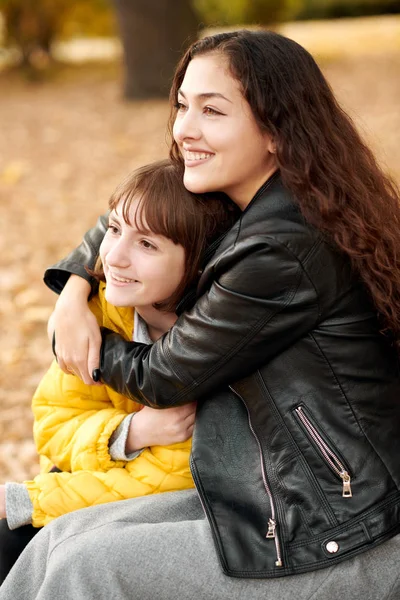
[326,541,339,554]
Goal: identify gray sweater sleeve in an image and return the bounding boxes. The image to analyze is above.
[5,415,142,531]
[108,413,144,461]
[5,482,34,530]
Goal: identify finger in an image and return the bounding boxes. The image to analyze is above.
[184,413,196,427]
[63,359,81,379]
[180,423,194,442]
[47,312,55,343]
[56,355,70,375]
[76,360,94,386]
[182,404,197,418]
[69,344,93,385]
[87,338,102,385]
[176,402,196,416]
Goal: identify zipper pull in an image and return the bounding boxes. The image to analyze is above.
[266,518,276,538]
[340,471,352,497]
[266,519,284,567]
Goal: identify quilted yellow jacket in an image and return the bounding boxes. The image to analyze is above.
[26,282,193,527]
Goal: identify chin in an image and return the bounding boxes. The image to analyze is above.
[183,174,210,194]
[105,289,126,307]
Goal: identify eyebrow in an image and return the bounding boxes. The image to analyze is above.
[178,89,232,104]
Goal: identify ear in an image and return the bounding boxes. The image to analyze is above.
[267,135,276,154]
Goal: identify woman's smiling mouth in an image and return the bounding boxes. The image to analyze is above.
[184,150,214,165]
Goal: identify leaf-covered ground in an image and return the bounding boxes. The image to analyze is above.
[0,50,399,484]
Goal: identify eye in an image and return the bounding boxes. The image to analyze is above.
[107,223,120,235]
[174,101,187,112]
[204,106,222,116]
[140,239,157,251]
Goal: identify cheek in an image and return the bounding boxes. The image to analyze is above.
[172,117,181,145]
[171,255,186,288]
[157,256,185,291]
[99,237,114,262]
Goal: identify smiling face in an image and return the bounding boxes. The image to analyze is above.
[99,197,186,311]
[173,53,277,210]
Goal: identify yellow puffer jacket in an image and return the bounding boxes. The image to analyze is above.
[26,282,193,527]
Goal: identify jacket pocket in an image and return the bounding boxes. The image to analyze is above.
[294,405,353,498]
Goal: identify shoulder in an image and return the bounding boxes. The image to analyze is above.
[214,178,320,278]
[243,175,351,276]
[208,175,354,312]
[241,175,321,260]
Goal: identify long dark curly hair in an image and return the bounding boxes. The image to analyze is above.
[168,29,400,345]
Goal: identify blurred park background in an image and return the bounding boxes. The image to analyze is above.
[0,0,399,484]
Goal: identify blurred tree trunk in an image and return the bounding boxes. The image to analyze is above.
[2,0,69,69]
[112,0,199,99]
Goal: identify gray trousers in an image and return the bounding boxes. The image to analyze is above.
[1,489,399,600]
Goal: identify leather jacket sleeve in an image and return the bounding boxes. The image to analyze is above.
[44,212,109,294]
[100,235,320,406]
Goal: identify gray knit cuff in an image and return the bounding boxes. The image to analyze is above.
[5,482,33,530]
[109,413,144,461]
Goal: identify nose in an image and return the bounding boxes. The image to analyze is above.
[106,236,131,269]
[173,108,202,144]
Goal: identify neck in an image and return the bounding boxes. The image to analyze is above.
[234,165,278,211]
[136,305,178,342]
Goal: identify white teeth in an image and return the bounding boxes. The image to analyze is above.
[185,151,212,161]
[111,273,136,283]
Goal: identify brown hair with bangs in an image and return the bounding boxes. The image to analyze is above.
[92,159,238,312]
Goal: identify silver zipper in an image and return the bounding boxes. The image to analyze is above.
[295,406,352,498]
[229,386,283,567]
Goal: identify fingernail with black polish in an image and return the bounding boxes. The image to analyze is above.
[92,369,101,382]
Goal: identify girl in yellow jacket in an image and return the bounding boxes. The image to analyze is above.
[0,160,236,581]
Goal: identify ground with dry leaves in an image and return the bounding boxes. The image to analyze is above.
[0,46,399,484]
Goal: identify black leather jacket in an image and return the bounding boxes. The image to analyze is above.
[45,173,400,578]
